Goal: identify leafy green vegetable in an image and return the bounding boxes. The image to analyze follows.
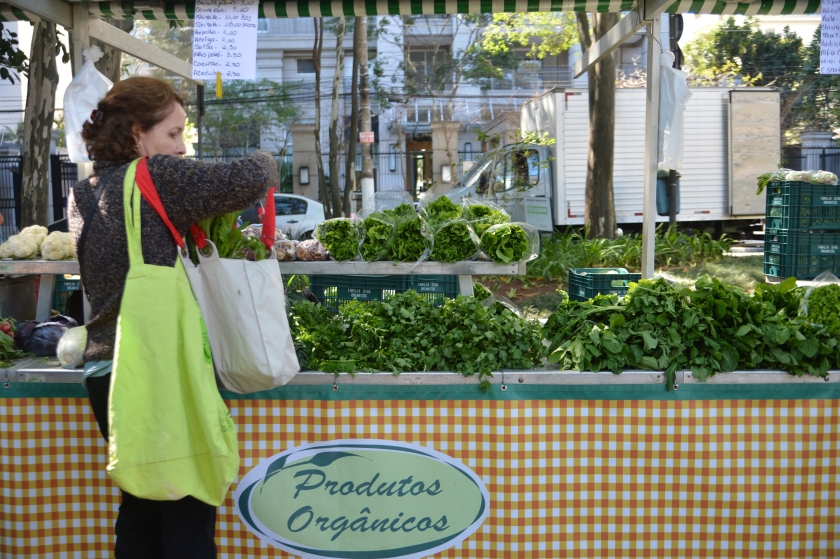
[430,221,478,262]
[359,213,394,262]
[806,283,840,335]
[388,216,429,262]
[473,282,493,301]
[384,203,416,219]
[756,172,772,195]
[422,196,462,226]
[190,210,266,262]
[314,218,360,262]
[289,291,546,388]
[480,224,530,263]
[462,203,509,237]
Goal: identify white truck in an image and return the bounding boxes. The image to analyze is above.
[446,87,781,232]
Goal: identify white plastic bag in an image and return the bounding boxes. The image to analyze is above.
[63,46,113,163]
[56,326,87,369]
[181,241,300,394]
[658,50,692,171]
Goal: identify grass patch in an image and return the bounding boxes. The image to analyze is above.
[658,255,765,292]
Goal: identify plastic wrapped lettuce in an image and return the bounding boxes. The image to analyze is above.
[419,195,462,228]
[430,219,480,263]
[384,203,432,263]
[314,218,360,262]
[359,211,395,262]
[461,199,510,238]
[479,222,540,264]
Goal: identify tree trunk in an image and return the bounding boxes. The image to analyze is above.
[21,22,59,227]
[358,16,374,210]
[577,13,618,240]
[328,17,346,217]
[342,17,362,216]
[312,18,330,218]
[92,20,135,82]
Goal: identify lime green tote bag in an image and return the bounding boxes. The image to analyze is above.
[107,160,240,506]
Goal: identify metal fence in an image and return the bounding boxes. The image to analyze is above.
[0,157,21,241]
[50,154,77,222]
[781,146,840,175]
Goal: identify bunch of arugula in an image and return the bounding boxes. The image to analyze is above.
[480,223,530,263]
[315,218,360,262]
[430,221,479,262]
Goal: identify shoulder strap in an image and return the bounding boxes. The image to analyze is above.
[134,157,185,249]
[77,163,126,272]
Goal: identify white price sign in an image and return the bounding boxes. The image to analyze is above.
[359,131,375,144]
[192,0,258,80]
[822,0,840,74]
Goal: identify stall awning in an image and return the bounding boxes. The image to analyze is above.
[0,0,823,22]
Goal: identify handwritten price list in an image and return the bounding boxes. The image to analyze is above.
[192,0,258,80]
[822,0,840,74]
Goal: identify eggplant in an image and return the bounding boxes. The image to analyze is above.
[25,322,68,357]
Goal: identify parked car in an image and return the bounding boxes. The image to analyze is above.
[240,194,325,240]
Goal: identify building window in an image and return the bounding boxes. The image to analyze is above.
[406,106,432,124]
[463,142,473,161]
[258,18,269,33]
[405,48,452,93]
[297,59,316,74]
[389,144,397,171]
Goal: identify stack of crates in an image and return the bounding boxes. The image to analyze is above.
[52,275,80,315]
[309,275,459,312]
[568,268,640,302]
[764,180,840,280]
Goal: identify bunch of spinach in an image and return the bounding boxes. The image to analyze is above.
[462,203,509,237]
[359,212,395,262]
[314,218,360,262]
[430,221,479,262]
[480,223,530,263]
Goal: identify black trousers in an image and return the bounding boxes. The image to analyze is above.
[87,374,218,559]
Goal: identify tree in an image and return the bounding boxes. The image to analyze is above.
[312,18,329,217]
[577,13,620,240]
[327,17,347,218]
[343,18,362,217]
[91,20,135,83]
[199,79,300,159]
[21,22,59,226]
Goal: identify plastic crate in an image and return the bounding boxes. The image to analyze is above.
[52,275,80,315]
[763,229,840,280]
[765,181,840,230]
[568,268,641,302]
[309,275,459,312]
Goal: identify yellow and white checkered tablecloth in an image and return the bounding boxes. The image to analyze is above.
[1,397,839,558]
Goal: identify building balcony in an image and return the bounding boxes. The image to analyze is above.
[404,15,454,36]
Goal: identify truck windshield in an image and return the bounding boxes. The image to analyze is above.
[457,149,540,193]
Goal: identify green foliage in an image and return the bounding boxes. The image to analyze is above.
[315,219,360,262]
[462,203,509,237]
[289,290,546,388]
[527,225,733,282]
[805,284,840,336]
[480,223,529,264]
[543,276,840,390]
[388,216,428,262]
[0,22,27,84]
[473,282,493,301]
[430,221,478,262]
[422,196,462,226]
[359,213,394,262]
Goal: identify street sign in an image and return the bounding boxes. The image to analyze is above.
[359,131,375,144]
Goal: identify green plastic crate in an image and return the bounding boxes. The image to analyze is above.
[52,275,80,315]
[764,229,840,280]
[568,268,640,302]
[765,181,840,230]
[309,275,459,312]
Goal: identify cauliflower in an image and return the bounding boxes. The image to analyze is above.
[19,225,48,248]
[0,234,40,259]
[41,231,75,261]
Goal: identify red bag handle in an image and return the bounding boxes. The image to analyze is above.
[261,187,276,250]
[135,158,185,249]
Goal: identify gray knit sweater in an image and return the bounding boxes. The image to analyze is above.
[68,151,277,363]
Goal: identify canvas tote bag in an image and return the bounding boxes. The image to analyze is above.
[108,159,239,506]
[135,160,300,394]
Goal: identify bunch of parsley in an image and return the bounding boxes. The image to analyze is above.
[314,218,360,262]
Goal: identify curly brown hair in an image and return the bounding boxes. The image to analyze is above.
[81,77,185,162]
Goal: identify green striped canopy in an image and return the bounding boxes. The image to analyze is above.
[0,0,823,21]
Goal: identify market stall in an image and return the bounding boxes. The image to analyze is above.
[0,0,836,557]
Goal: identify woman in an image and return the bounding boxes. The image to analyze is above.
[68,77,277,558]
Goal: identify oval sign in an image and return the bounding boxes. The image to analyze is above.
[234,439,490,558]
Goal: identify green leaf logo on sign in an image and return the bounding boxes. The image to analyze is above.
[234,439,490,558]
